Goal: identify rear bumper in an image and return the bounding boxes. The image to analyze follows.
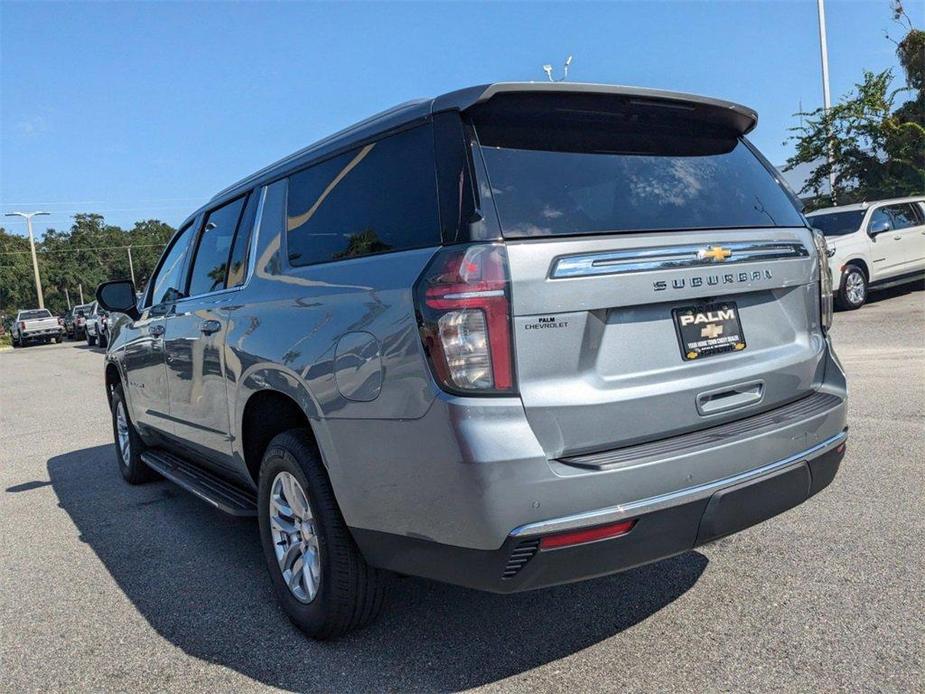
[21,328,63,338]
[331,338,846,563]
[353,434,846,593]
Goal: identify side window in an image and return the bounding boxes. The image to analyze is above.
[885,203,921,230]
[226,192,259,288]
[286,125,439,266]
[148,222,197,307]
[868,208,893,233]
[188,196,247,297]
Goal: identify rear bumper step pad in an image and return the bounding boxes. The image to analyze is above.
[560,391,842,470]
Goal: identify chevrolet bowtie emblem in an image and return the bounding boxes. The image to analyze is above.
[701,323,724,339]
[698,246,732,262]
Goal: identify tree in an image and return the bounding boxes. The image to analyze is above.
[785,3,924,209]
[0,215,175,317]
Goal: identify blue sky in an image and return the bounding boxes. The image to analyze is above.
[1,0,918,237]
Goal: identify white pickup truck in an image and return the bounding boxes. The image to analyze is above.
[11,308,64,347]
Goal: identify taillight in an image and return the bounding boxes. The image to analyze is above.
[19,321,26,331]
[811,230,833,331]
[414,243,515,395]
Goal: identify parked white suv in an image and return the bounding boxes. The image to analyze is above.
[806,197,925,310]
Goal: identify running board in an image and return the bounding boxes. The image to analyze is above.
[140,449,257,516]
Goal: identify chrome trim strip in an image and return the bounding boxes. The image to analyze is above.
[509,430,847,538]
[550,241,809,279]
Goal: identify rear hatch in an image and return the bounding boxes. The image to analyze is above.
[467,90,824,459]
[19,310,59,332]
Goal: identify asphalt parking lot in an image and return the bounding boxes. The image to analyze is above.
[1,284,922,693]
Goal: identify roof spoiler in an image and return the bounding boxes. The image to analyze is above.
[433,82,758,136]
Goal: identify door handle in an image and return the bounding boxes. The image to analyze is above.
[200,319,222,335]
[149,324,165,338]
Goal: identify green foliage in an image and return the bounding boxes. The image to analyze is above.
[785,12,925,210]
[0,214,174,317]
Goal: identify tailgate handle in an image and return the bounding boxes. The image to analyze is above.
[697,381,764,416]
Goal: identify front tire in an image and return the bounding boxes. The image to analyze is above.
[110,385,158,484]
[257,430,385,639]
[836,264,867,310]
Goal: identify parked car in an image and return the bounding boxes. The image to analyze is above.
[97,82,848,639]
[85,302,110,348]
[11,308,64,346]
[65,303,94,339]
[806,196,925,310]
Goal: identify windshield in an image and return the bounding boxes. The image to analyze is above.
[470,99,804,238]
[807,210,865,237]
[19,310,52,320]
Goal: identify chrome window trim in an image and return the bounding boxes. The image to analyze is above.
[509,429,847,538]
[550,240,809,279]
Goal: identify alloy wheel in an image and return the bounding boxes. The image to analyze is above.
[115,401,130,466]
[845,271,865,305]
[269,471,321,603]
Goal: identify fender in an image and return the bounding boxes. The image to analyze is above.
[232,363,339,472]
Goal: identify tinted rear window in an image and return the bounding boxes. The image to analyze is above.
[20,310,51,320]
[286,125,439,266]
[471,98,804,237]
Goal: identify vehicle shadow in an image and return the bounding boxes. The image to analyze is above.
[48,445,708,691]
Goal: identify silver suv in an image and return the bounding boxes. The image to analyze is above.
[96,82,848,639]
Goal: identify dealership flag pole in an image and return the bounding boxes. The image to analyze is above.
[817,0,837,204]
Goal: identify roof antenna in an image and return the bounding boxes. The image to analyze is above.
[543,55,573,82]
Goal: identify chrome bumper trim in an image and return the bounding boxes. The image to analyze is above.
[509,430,847,538]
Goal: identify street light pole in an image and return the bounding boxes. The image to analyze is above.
[127,246,136,286]
[5,211,50,309]
[816,0,838,203]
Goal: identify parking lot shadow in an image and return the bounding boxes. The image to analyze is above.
[49,445,707,691]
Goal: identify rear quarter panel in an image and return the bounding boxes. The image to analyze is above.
[223,193,440,492]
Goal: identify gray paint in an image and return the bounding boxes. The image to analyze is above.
[103,85,846,554]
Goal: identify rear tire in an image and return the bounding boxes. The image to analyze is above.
[55,335,63,344]
[98,332,108,349]
[87,331,97,346]
[110,385,158,484]
[257,429,386,639]
[836,264,867,310]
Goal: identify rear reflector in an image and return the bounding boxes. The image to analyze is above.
[539,519,637,550]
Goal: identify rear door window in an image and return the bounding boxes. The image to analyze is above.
[187,196,247,297]
[469,97,804,237]
[226,192,259,288]
[286,125,440,266]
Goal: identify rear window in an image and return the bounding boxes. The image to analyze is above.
[470,96,804,237]
[19,310,51,320]
[808,210,865,237]
[286,125,439,266]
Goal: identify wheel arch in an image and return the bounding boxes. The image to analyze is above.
[841,258,869,280]
[235,365,328,487]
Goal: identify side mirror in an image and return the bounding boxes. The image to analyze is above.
[96,279,140,321]
[868,219,891,236]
